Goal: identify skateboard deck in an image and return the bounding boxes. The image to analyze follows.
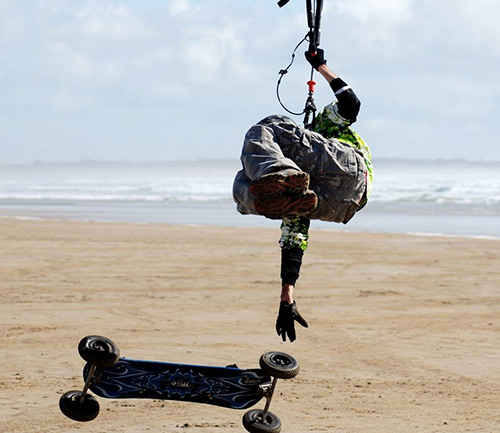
[84,358,271,410]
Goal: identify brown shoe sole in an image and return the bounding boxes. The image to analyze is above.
[254,191,318,219]
[250,172,310,196]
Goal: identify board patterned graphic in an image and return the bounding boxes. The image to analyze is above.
[85,358,271,410]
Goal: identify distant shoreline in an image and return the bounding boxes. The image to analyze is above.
[1,156,500,167]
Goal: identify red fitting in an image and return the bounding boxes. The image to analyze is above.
[307,80,316,92]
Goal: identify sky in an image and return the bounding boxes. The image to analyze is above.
[1,0,499,164]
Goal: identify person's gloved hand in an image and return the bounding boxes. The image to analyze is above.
[276,301,309,342]
[305,48,327,70]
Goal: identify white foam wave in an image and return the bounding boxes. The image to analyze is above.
[1,159,499,209]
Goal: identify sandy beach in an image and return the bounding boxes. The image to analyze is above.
[1,217,499,433]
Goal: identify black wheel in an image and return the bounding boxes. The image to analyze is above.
[78,335,120,367]
[59,390,100,422]
[243,409,281,433]
[259,352,299,379]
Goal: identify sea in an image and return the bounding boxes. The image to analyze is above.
[1,159,499,239]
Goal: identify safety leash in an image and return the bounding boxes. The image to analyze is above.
[276,0,324,130]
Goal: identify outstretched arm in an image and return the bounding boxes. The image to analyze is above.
[306,49,361,124]
[276,217,310,342]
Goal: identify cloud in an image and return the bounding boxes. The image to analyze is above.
[49,0,153,42]
[183,26,249,83]
[52,88,94,110]
[1,0,499,163]
[0,0,25,40]
[424,0,500,57]
[335,0,413,24]
[333,0,413,43]
[148,80,188,97]
[131,47,173,69]
[168,0,190,16]
[47,41,122,86]
[327,0,500,63]
[33,0,260,91]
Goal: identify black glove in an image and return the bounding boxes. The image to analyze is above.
[305,49,327,70]
[276,301,309,342]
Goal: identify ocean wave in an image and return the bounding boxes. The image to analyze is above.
[1,159,500,208]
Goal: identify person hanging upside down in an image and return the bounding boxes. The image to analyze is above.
[233,49,374,342]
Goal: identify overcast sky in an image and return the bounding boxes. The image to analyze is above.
[1,0,499,164]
